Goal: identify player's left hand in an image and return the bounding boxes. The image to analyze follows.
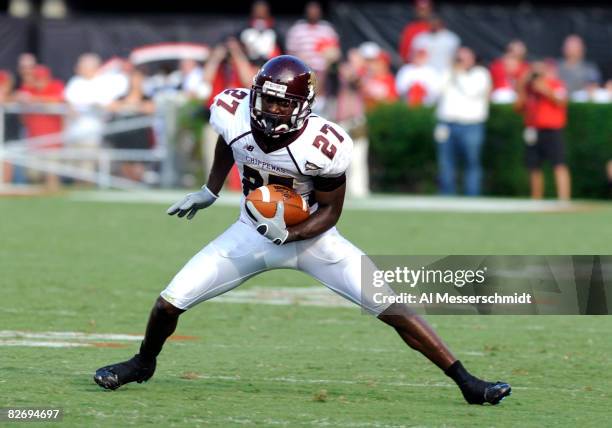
[246,200,289,245]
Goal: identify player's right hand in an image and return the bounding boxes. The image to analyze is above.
[167,186,218,220]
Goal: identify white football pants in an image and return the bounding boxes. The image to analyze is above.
[161,220,393,315]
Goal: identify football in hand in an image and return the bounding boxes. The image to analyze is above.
[246,184,310,226]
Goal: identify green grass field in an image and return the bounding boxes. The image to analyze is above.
[1,194,611,427]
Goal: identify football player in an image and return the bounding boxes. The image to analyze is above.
[94,55,511,405]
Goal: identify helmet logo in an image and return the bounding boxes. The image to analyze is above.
[307,72,317,100]
[262,81,288,98]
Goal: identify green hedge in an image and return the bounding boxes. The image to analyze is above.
[367,103,612,199]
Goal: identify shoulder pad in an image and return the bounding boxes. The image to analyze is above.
[209,88,251,143]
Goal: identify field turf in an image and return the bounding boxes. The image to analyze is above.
[1,194,611,427]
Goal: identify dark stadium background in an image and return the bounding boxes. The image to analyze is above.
[17,0,612,14]
[2,0,612,81]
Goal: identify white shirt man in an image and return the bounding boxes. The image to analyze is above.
[434,47,491,196]
[436,63,491,124]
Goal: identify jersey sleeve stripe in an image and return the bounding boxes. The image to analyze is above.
[228,130,253,147]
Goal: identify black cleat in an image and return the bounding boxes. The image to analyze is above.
[461,379,512,405]
[483,382,512,405]
[93,354,156,390]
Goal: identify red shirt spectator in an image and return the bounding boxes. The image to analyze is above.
[490,40,529,92]
[398,0,433,62]
[18,65,65,149]
[524,77,567,129]
[490,59,529,91]
[208,61,243,108]
[362,73,398,109]
[203,44,250,192]
[358,43,398,109]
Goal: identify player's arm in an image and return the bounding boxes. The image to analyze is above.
[285,175,346,243]
[167,136,234,219]
[205,135,236,194]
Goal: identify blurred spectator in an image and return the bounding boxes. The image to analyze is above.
[336,49,369,197]
[107,66,156,182]
[64,53,124,177]
[226,37,259,87]
[435,47,491,196]
[15,53,37,90]
[286,1,340,106]
[98,57,130,100]
[571,78,612,103]
[516,60,571,200]
[557,34,601,96]
[107,67,155,116]
[357,42,398,109]
[205,44,236,104]
[0,70,15,183]
[336,50,365,130]
[238,0,282,66]
[201,44,233,186]
[336,43,397,197]
[607,160,612,198]
[65,53,126,109]
[200,42,253,192]
[395,48,440,106]
[145,55,212,102]
[223,38,257,191]
[16,65,65,146]
[412,15,460,73]
[15,65,65,189]
[489,40,530,104]
[605,80,612,98]
[143,63,183,98]
[177,58,210,100]
[207,40,257,103]
[0,70,14,103]
[398,0,434,63]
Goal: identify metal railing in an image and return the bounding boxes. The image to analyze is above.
[0,97,183,190]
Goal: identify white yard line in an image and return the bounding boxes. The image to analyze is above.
[221,416,408,428]
[0,330,143,341]
[197,374,455,388]
[189,373,584,393]
[0,339,92,348]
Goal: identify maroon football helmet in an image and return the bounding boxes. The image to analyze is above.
[250,55,316,137]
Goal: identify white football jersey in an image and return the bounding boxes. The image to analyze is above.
[210,88,353,225]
